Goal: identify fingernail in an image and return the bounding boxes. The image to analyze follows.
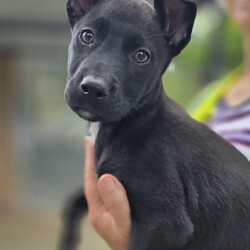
[102,179,115,192]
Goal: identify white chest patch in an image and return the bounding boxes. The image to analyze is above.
[89,122,101,144]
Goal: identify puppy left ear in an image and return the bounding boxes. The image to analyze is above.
[154,0,196,56]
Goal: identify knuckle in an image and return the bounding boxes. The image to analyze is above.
[89,214,99,228]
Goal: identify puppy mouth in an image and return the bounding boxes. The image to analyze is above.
[71,103,128,122]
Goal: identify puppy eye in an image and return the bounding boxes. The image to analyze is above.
[80,29,94,44]
[133,49,150,64]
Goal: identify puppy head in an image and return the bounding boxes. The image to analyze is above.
[65,0,196,122]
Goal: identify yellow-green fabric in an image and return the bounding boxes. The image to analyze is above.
[187,66,243,123]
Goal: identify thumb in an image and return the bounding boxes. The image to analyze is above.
[98,174,131,237]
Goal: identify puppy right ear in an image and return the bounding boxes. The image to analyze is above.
[67,0,99,28]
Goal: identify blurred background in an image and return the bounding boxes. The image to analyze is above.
[0,0,243,249]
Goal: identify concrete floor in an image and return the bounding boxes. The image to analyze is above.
[0,209,110,250]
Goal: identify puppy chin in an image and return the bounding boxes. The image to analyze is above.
[76,107,128,123]
[76,110,102,122]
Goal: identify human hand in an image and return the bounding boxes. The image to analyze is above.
[84,137,131,250]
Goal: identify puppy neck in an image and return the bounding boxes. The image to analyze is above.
[89,122,101,144]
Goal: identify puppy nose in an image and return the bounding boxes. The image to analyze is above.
[80,76,108,99]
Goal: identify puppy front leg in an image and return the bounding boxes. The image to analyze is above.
[128,208,194,250]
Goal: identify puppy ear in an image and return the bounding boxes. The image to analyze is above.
[67,0,99,28]
[154,0,196,56]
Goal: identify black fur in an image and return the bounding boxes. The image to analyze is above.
[59,190,88,250]
[61,0,250,249]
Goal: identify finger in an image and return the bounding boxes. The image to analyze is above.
[84,137,104,212]
[98,174,131,235]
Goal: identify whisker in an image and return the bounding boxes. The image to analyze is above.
[123,97,136,100]
[143,33,164,39]
[66,76,72,82]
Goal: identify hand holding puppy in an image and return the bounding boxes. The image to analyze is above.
[84,137,131,250]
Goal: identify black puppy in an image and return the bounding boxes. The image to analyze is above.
[61,0,250,249]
